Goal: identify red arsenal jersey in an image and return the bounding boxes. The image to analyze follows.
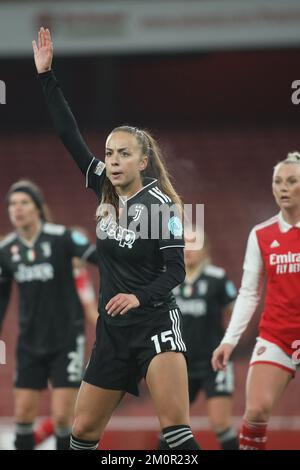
[255,214,300,356]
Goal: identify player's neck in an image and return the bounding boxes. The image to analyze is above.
[17,220,42,243]
[116,178,143,200]
[185,262,206,283]
[281,208,300,227]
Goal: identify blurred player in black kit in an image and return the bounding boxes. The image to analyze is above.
[0,180,98,450]
[32,27,201,450]
[158,230,239,450]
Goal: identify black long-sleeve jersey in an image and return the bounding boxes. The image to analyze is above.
[39,70,185,326]
[0,223,98,354]
[174,264,237,373]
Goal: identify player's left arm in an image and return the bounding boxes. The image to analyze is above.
[106,247,185,317]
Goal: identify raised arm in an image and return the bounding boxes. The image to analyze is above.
[32,28,96,177]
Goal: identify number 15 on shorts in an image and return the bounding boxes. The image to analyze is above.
[151,330,176,354]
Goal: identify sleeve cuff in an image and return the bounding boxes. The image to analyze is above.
[132,289,151,307]
[221,336,238,347]
[38,70,55,80]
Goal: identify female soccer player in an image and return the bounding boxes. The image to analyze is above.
[32,27,200,451]
[212,152,300,450]
[0,180,98,450]
[34,234,99,447]
[158,232,238,450]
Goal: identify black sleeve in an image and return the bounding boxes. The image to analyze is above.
[38,70,106,195]
[219,275,237,308]
[0,257,12,332]
[158,203,185,251]
[132,247,185,307]
[64,229,98,266]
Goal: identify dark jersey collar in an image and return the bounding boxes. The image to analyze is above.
[16,223,44,248]
[119,178,157,205]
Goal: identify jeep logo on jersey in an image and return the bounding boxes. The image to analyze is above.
[98,214,136,249]
[15,263,54,283]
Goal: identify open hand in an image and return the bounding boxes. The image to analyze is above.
[211,343,234,371]
[32,27,53,73]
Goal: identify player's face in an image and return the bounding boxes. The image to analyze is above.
[8,192,40,229]
[105,132,148,191]
[272,164,300,211]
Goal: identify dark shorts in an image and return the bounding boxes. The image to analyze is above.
[15,331,86,390]
[84,308,187,396]
[188,361,235,402]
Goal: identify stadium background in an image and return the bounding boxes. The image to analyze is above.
[0,0,300,449]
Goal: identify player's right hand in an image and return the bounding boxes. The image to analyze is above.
[211,343,234,371]
[32,27,53,73]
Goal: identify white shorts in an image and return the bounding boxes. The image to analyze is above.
[250,337,297,377]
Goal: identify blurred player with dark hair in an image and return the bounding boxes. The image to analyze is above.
[34,225,98,446]
[34,232,98,447]
[0,180,98,450]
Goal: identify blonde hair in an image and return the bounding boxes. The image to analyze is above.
[274,151,300,174]
[97,126,182,220]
